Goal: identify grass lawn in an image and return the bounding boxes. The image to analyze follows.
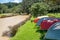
[10,17,44,40]
[47,13,60,18]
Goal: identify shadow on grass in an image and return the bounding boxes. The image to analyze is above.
[36,27,47,40]
[36,28,56,40]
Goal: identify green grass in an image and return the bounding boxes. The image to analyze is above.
[10,17,42,40]
[47,13,60,18]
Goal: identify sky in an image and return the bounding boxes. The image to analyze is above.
[0,0,22,3]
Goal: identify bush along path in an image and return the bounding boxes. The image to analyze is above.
[10,17,43,40]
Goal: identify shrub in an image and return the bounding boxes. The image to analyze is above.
[30,2,49,17]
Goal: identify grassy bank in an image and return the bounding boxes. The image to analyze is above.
[47,13,60,18]
[0,13,19,18]
[10,17,42,40]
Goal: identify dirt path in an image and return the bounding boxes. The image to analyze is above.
[0,36,9,40]
[0,15,29,40]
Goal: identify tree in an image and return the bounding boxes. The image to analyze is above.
[4,2,19,8]
[12,4,22,14]
[0,2,22,13]
[30,2,49,17]
[0,4,8,13]
[45,0,60,13]
[22,0,44,14]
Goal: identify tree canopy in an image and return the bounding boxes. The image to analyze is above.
[0,0,60,15]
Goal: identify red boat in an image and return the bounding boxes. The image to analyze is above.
[33,16,48,23]
[34,18,40,23]
[40,19,60,30]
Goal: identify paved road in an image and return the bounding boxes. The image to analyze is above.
[0,15,29,40]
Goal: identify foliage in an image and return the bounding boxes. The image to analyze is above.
[0,0,60,14]
[0,4,8,13]
[22,0,33,13]
[11,5,22,13]
[0,3,22,14]
[45,0,60,13]
[30,2,49,17]
[21,0,60,14]
[45,0,60,5]
[21,0,44,14]
[4,2,19,8]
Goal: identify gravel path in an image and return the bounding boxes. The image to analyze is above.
[0,15,29,40]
